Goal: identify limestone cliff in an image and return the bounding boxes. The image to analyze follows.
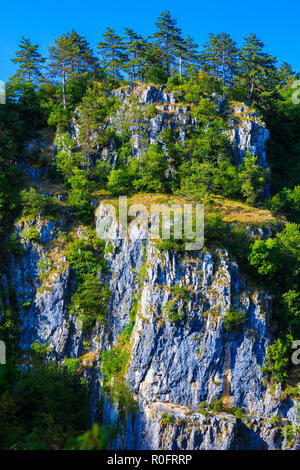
[1,85,299,450]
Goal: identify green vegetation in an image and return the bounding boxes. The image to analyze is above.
[160,413,174,425]
[20,226,40,242]
[0,8,300,451]
[198,399,245,419]
[66,230,110,328]
[224,308,246,332]
[0,330,90,449]
[20,188,59,220]
[162,286,190,322]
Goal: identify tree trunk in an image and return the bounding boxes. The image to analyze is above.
[62,71,67,109]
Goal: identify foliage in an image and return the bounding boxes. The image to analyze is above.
[67,168,93,222]
[67,230,110,328]
[0,343,90,450]
[20,226,40,242]
[69,273,110,328]
[262,336,292,384]
[64,423,117,450]
[100,348,129,384]
[267,186,300,223]
[160,413,174,425]
[20,188,59,219]
[224,308,246,332]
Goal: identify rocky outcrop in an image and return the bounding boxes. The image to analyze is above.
[70,85,269,171]
[95,205,299,450]
[1,85,296,450]
[227,103,270,169]
[1,203,299,449]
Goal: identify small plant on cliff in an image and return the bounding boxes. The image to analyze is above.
[20,226,40,242]
[160,413,174,425]
[67,230,110,328]
[224,308,246,332]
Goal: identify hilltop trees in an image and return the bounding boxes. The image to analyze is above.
[48,31,97,108]
[238,33,278,107]
[201,33,238,96]
[154,10,185,78]
[11,37,45,84]
[97,28,127,80]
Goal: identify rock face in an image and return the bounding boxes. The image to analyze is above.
[71,84,269,171]
[2,202,298,450]
[227,103,270,169]
[1,85,298,450]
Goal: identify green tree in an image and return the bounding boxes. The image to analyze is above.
[76,82,116,152]
[201,33,238,96]
[238,155,269,204]
[97,28,127,80]
[154,10,184,78]
[67,168,93,221]
[54,132,86,179]
[11,37,45,84]
[131,142,167,192]
[48,34,75,108]
[238,33,278,107]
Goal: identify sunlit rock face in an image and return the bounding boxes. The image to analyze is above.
[2,85,298,450]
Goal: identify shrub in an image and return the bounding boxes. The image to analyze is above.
[131,143,168,193]
[205,213,228,245]
[67,169,93,222]
[69,273,110,328]
[66,234,107,281]
[238,155,269,204]
[107,167,133,196]
[267,186,300,223]
[20,226,40,242]
[21,188,59,219]
[224,308,246,332]
[262,335,292,384]
[162,300,185,322]
[160,413,174,425]
[100,347,129,384]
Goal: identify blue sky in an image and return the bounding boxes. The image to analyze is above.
[1,0,299,82]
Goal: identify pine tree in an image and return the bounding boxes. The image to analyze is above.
[68,30,98,77]
[200,33,221,81]
[200,33,237,96]
[181,36,200,78]
[278,62,295,87]
[11,37,45,83]
[154,11,184,78]
[48,34,75,108]
[216,33,238,97]
[97,28,127,80]
[238,33,278,106]
[124,29,151,82]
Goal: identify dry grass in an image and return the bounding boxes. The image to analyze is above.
[92,190,277,227]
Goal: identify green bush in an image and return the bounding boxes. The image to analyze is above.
[160,413,174,425]
[20,226,40,242]
[21,188,59,219]
[100,348,129,384]
[267,186,300,223]
[67,168,93,222]
[224,308,246,332]
[66,233,107,281]
[262,335,292,384]
[69,273,110,328]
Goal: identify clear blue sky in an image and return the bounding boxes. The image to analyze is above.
[1,0,299,82]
